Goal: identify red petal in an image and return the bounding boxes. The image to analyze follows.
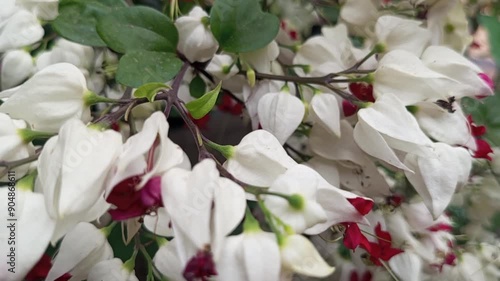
[474,138,493,161]
[350,271,359,281]
[427,223,453,232]
[342,100,359,117]
[349,83,375,102]
[374,223,393,248]
[106,175,142,209]
[380,247,404,261]
[362,271,373,281]
[343,223,362,250]
[479,73,494,90]
[347,197,373,216]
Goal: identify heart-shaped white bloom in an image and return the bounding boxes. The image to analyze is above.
[0,188,56,281]
[264,165,328,233]
[242,80,281,130]
[36,38,95,72]
[175,6,218,62]
[240,41,279,73]
[354,93,433,171]
[375,15,431,56]
[404,142,471,218]
[427,1,471,53]
[258,90,305,145]
[206,54,239,81]
[46,222,113,281]
[106,111,185,194]
[373,50,459,106]
[0,113,35,181]
[339,0,380,36]
[87,258,139,281]
[224,130,297,187]
[388,251,423,281]
[0,63,92,133]
[309,93,341,138]
[421,46,494,99]
[415,103,476,150]
[0,9,44,52]
[280,234,334,278]
[162,159,246,259]
[1,49,35,90]
[16,0,59,21]
[294,24,360,75]
[218,231,281,281]
[37,119,122,242]
[156,159,246,280]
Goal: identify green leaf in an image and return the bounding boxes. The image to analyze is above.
[116,50,182,88]
[189,75,207,99]
[52,0,127,46]
[97,6,178,53]
[134,83,170,102]
[186,82,222,119]
[479,15,500,65]
[210,0,279,53]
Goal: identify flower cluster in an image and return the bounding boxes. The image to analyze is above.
[0,0,499,281]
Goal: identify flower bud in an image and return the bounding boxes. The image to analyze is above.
[0,63,92,133]
[175,7,219,62]
[0,9,44,52]
[0,113,35,181]
[1,49,35,90]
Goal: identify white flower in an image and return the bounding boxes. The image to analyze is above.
[242,80,281,130]
[0,113,35,181]
[37,119,122,242]
[0,9,44,52]
[258,89,305,145]
[264,165,328,233]
[404,142,471,218]
[0,188,56,281]
[87,258,139,281]
[421,46,494,99]
[309,93,341,137]
[155,159,246,280]
[46,222,114,281]
[280,234,334,278]
[375,15,431,56]
[293,24,358,75]
[175,6,218,62]
[309,121,392,197]
[1,49,34,90]
[373,50,459,105]
[388,251,423,281]
[240,41,279,73]
[106,112,185,195]
[218,231,281,281]
[339,0,380,36]
[16,0,59,21]
[354,93,433,171]
[36,38,95,72]
[427,1,471,53]
[415,102,476,150]
[206,54,238,81]
[0,63,92,133]
[223,130,297,187]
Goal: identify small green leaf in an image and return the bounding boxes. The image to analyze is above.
[116,50,182,88]
[97,6,178,53]
[134,83,170,102]
[189,75,206,99]
[186,82,222,119]
[52,0,127,46]
[210,0,279,53]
